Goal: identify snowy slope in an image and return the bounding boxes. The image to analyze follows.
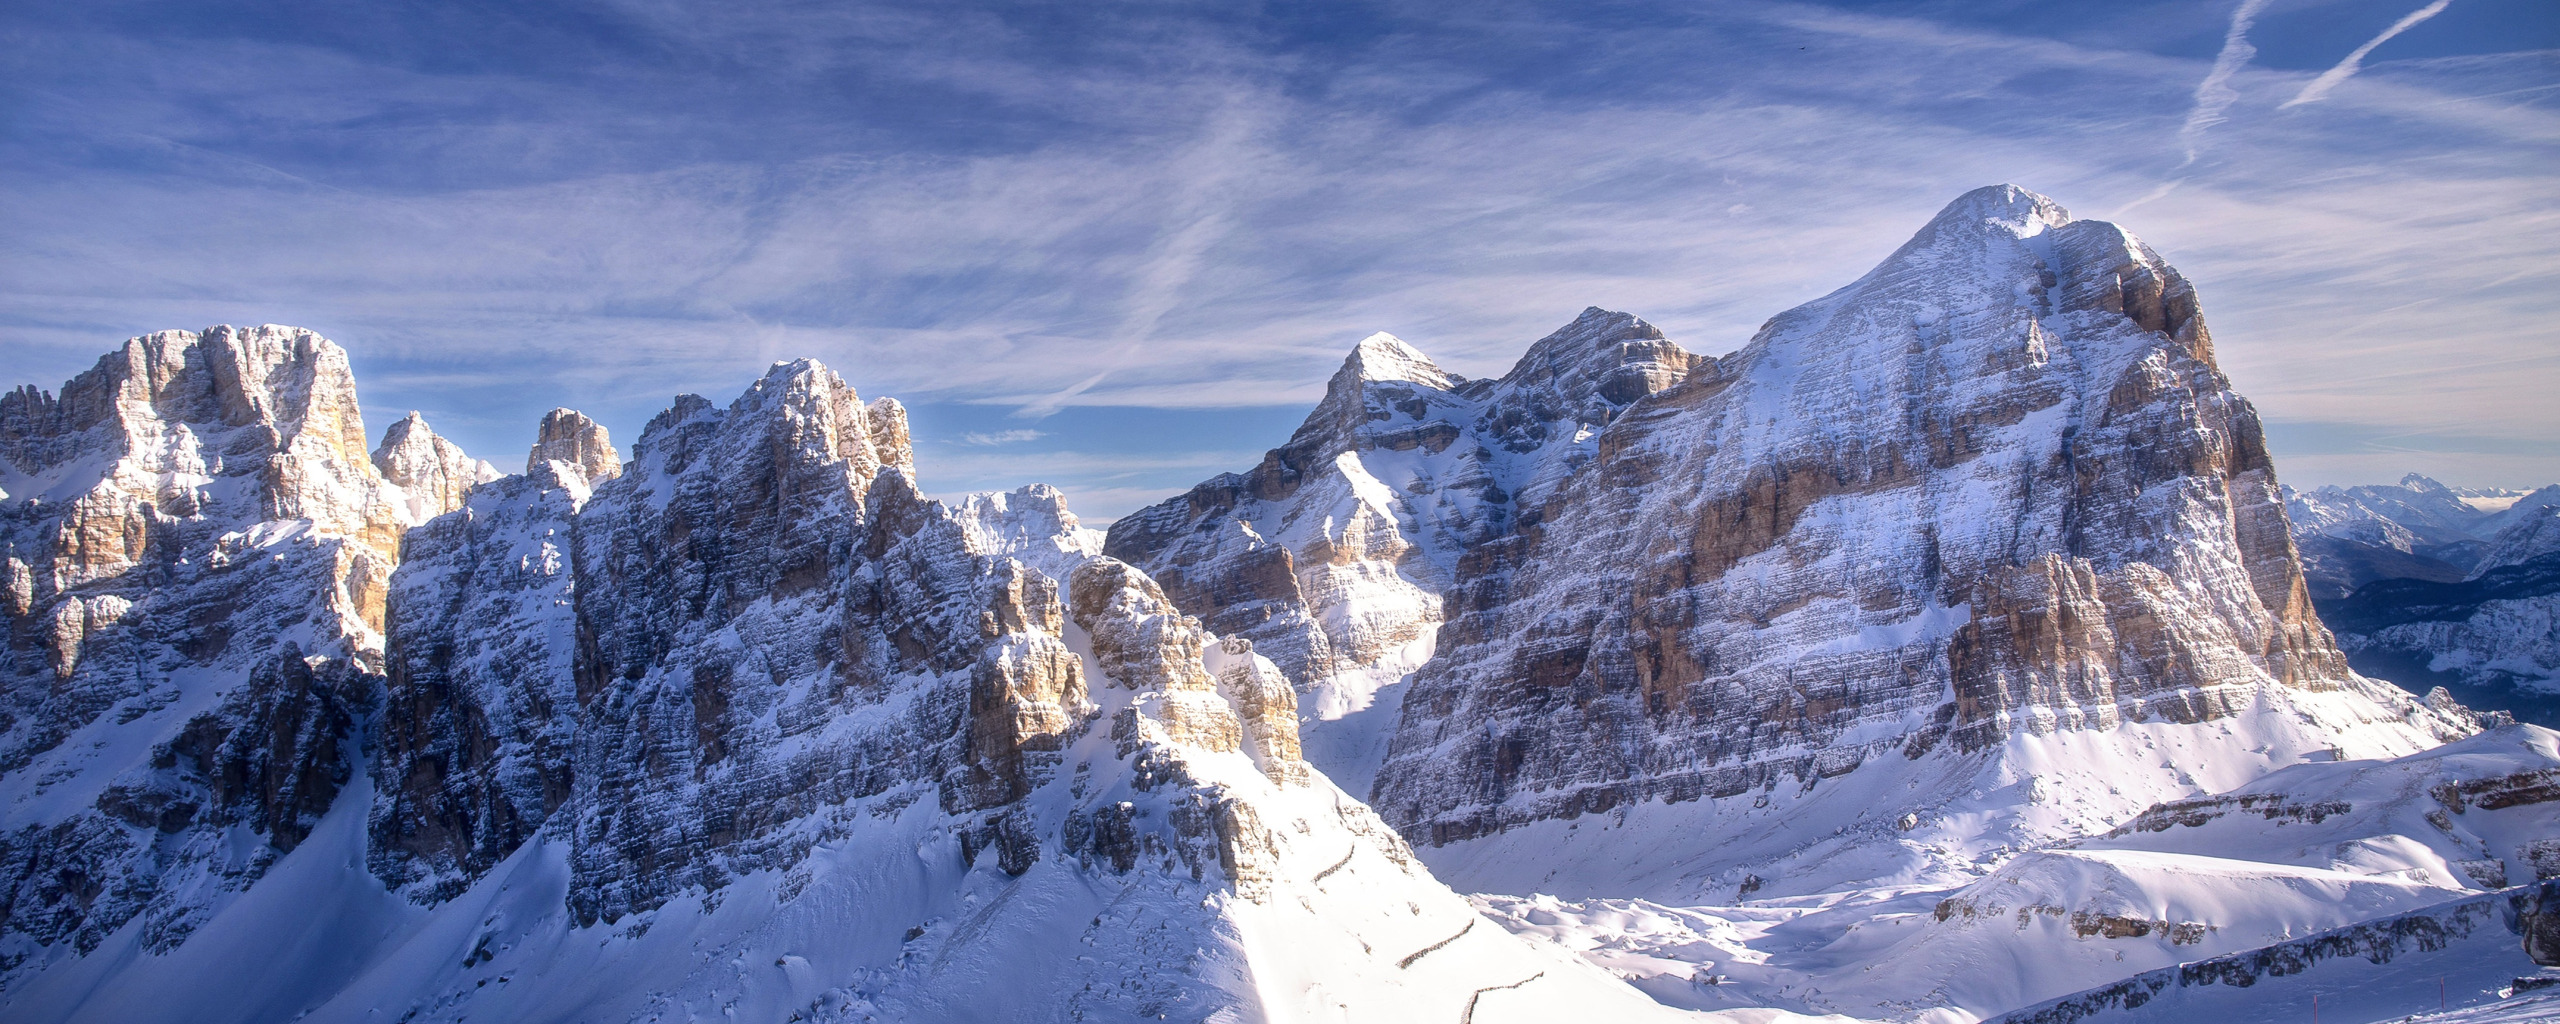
[0,327,482,973]
[8,666,1693,1024]
[1988,890,2554,1024]
[2,347,1708,1024]
[1471,727,2560,1023]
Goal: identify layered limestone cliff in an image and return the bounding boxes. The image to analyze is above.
[1388,188,2472,896]
[1118,186,2474,900]
[1105,315,1704,786]
[0,326,461,967]
[1,340,1685,1022]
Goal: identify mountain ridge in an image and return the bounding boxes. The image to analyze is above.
[2,184,2538,1024]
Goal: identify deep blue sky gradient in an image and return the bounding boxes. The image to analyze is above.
[4,0,2554,517]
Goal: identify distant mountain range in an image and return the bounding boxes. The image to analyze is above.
[2288,475,2560,727]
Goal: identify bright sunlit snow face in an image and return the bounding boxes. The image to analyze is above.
[1,0,2554,517]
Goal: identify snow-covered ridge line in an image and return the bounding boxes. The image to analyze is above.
[4,335,1697,1021]
[1113,183,2475,907]
[2298,476,2560,729]
[10,183,2543,1022]
[1988,887,2544,1024]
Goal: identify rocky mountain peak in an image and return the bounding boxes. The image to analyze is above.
[2,324,405,595]
[732,359,913,485]
[953,483,1104,584]
[1,325,416,959]
[2474,501,2560,578]
[1338,331,1454,390]
[1923,183,2074,240]
[375,412,498,523]
[1341,188,2462,899]
[1480,307,1702,432]
[524,407,620,486]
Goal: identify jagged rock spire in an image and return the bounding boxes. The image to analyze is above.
[375,411,498,523]
[526,407,620,485]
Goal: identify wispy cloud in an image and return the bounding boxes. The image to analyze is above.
[2,0,2552,497]
[2178,0,2276,167]
[957,429,1047,446]
[1012,101,1266,420]
[2281,0,2458,109]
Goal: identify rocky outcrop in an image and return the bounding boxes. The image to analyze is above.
[373,412,498,524]
[0,326,434,962]
[1370,188,2456,881]
[523,407,620,486]
[2525,879,2560,967]
[1072,557,1246,756]
[1987,890,2533,1024]
[1114,186,2468,899]
[947,559,1088,812]
[1205,634,1307,786]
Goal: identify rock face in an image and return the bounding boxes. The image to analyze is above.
[1106,317,1703,787]
[373,412,500,524]
[1119,186,2469,899]
[523,407,621,485]
[3,340,1688,1024]
[0,326,439,966]
[367,459,589,899]
[2525,879,2560,968]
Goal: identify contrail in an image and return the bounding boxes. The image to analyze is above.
[2111,179,2187,219]
[1012,103,1259,420]
[2177,0,2276,167]
[2282,0,2456,109]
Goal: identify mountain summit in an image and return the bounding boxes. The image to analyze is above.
[1,187,2530,1024]
[1113,185,2473,903]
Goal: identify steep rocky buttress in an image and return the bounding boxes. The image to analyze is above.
[2,337,1683,1024]
[0,326,467,965]
[1114,186,2478,900]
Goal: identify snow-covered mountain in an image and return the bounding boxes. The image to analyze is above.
[2322,499,2560,728]
[1,333,1694,1023]
[1,326,450,970]
[1467,723,2559,1022]
[1103,311,1700,792]
[1117,185,2475,909]
[2285,475,2559,599]
[5,184,2548,1024]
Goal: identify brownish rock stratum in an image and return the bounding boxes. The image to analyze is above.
[1114,186,2474,900]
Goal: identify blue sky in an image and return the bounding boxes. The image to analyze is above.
[3,0,2554,520]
